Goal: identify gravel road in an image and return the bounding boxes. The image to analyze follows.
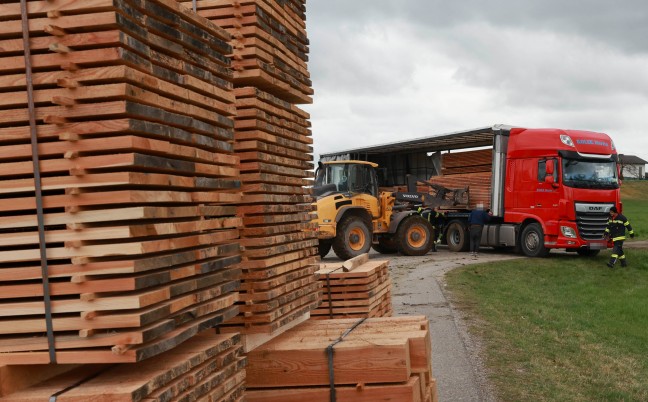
[321,248,521,402]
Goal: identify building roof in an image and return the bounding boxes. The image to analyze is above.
[619,154,648,165]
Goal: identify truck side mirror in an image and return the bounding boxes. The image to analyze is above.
[545,159,555,175]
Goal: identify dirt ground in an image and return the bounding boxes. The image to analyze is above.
[321,247,521,402]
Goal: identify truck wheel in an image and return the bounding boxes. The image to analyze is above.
[333,215,372,260]
[397,216,434,256]
[372,237,398,254]
[520,223,549,257]
[318,240,332,258]
[446,221,469,252]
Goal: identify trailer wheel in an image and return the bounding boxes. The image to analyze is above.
[520,223,549,257]
[446,221,469,252]
[318,240,332,258]
[396,216,434,256]
[372,237,398,254]
[333,215,372,260]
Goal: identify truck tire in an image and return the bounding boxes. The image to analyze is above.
[446,221,469,252]
[396,216,434,256]
[520,223,549,257]
[318,240,332,258]
[372,237,398,254]
[333,215,372,260]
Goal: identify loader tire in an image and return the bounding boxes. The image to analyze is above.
[333,215,372,260]
[397,216,434,256]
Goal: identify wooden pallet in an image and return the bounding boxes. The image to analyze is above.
[246,316,436,402]
[0,333,245,402]
[312,259,393,319]
[0,0,243,364]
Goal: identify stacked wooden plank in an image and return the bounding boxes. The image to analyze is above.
[1,333,246,402]
[313,259,393,319]
[174,0,319,336]
[177,0,313,103]
[426,149,493,209]
[245,316,438,402]
[0,0,243,364]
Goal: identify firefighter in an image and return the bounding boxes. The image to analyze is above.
[417,206,446,252]
[604,206,635,268]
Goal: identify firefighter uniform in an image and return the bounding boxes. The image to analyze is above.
[604,207,634,268]
[418,207,446,252]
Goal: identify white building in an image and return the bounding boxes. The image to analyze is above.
[619,154,648,179]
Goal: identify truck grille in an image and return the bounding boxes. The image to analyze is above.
[576,212,608,240]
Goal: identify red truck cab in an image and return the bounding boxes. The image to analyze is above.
[503,128,619,256]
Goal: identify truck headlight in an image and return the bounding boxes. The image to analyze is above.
[561,226,577,238]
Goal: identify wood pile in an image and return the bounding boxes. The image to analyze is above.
[426,149,493,210]
[313,258,393,319]
[0,0,242,364]
[245,316,437,402]
[1,333,246,402]
[175,0,319,336]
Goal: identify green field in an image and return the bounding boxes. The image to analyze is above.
[446,180,648,401]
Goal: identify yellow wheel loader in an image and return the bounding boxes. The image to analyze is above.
[313,160,437,259]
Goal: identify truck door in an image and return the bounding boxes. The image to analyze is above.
[535,158,560,220]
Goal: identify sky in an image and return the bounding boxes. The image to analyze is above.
[302,0,648,164]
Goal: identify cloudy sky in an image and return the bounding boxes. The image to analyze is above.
[303,1,648,163]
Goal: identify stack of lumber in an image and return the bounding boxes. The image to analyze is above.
[0,0,243,364]
[175,0,319,336]
[313,257,393,319]
[1,333,246,402]
[426,149,493,209]
[177,0,313,103]
[245,316,438,402]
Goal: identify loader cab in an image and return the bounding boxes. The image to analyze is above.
[313,161,380,198]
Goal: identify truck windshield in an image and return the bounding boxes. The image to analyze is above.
[562,158,619,189]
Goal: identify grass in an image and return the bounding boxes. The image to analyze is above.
[445,180,648,401]
[621,180,648,237]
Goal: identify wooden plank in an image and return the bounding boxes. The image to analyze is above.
[0,190,241,213]
[0,333,240,400]
[246,376,422,402]
[246,338,411,387]
[0,153,238,180]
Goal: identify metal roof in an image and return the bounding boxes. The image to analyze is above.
[320,125,512,158]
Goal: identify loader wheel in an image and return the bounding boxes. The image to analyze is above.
[318,240,332,258]
[446,221,469,252]
[333,215,372,260]
[372,237,398,254]
[397,216,434,256]
[520,223,549,257]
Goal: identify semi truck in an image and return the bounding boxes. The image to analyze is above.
[316,125,621,258]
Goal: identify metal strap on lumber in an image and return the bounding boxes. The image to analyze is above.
[20,0,57,364]
[326,317,367,402]
[193,0,197,12]
[325,267,344,319]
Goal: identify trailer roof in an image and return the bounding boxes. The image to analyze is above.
[320,125,513,159]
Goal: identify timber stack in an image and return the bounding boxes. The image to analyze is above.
[313,258,393,319]
[1,334,246,401]
[0,0,242,365]
[176,0,320,337]
[245,316,438,402]
[425,149,492,209]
